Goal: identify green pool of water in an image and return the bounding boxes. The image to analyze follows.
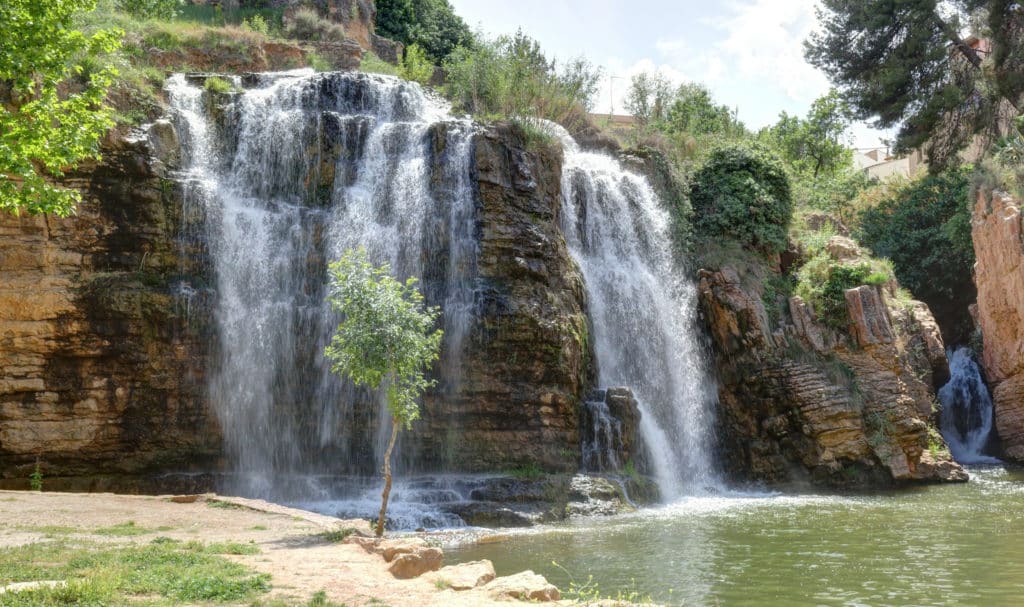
[445,466,1024,606]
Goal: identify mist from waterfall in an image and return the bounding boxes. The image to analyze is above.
[166,70,476,499]
[547,123,720,499]
[939,347,1001,464]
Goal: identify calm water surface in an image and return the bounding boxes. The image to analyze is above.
[446,466,1024,606]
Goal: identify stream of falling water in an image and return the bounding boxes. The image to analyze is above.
[166,70,476,500]
[546,123,720,498]
[939,347,1001,464]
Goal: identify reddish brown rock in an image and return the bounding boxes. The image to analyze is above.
[0,126,218,486]
[387,547,444,579]
[972,190,1024,460]
[699,258,963,486]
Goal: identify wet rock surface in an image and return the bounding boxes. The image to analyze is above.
[0,126,218,483]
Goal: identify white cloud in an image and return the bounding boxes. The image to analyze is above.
[597,0,831,120]
[713,0,830,103]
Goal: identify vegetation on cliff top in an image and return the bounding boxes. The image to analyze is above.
[1,0,121,216]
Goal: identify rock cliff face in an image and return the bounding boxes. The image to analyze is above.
[417,124,590,472]
[699,238,965,486]
[973,190,1024,459]
[0,119,590,483]
[0,129,219,487]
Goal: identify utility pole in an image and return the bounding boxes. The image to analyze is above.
[608,75,622,122]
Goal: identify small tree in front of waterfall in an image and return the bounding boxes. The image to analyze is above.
[324,247,443,537]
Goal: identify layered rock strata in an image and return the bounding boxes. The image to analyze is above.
[699,237,966,486]
[0,128,219,485]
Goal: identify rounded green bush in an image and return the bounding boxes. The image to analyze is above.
[689,144,793,253]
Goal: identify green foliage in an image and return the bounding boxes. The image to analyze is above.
[624,71,674,126]
[360,52,399,76]
[0,540,269,604]
[550,561,656,604]
[689,144,793,254]
[307,51,333,73]
[1,0,122,216]
[623,75,746,166]
[760,90,853,179]
[242,14,270,36]
[443,30,600,132]
[29,461,42,492]
[506,462,544,479]
[204,76,234,94]
[375,0,473,63]
[324,248,443,430]
[398,44,434,85]
[795,259,884,330]
[857,169,975,342]
[116,0,181,19]
[284,7,346,43]
[805,0,1023,171]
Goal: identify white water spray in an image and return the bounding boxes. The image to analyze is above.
[939,347,1000,464]
[546,123,720,498]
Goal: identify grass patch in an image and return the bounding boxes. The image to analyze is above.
[207,499,245,510]
[359,52,399,76]
[506,462,545,479]
[0,538,269,604]
[204,76,235,94]
[93,521,153,537]
[250,525,269,531]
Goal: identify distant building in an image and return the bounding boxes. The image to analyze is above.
[853,147,927,180]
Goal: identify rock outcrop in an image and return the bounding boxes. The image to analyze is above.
[0,127,219,486]
[1,117,591,483]
[699,241,965,486]
[417,124,591,473]
[972,190,1024,459]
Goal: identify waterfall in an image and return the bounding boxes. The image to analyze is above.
[165,70,477,499]
[547,124,719,498]
[939,347,1000,464]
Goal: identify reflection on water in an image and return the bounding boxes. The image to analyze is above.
[445,466,1024,606]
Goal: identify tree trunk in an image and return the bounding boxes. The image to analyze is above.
[376,416,401,537]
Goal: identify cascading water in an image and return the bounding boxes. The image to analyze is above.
[165,70,478,506]
[547,123,720,498]
[939,347,1001,464]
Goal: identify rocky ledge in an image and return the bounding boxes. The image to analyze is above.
[699,236,966,486]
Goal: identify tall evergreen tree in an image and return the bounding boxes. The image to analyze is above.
[805,0,1023,170]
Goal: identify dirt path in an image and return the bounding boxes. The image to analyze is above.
[0,490,570,607]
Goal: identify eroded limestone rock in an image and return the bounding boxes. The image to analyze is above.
[486,570,560,601]
[430,560,496,590]
[699,259,964,486]
[972,190,1024,460]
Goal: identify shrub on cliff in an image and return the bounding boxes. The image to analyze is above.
[443,30,600,135]
[284,7,346,43]
[1,0,121,216]
[376,0,473,63]
[689,144,793,254]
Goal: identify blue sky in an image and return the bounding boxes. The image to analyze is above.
[447,0,888,148]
